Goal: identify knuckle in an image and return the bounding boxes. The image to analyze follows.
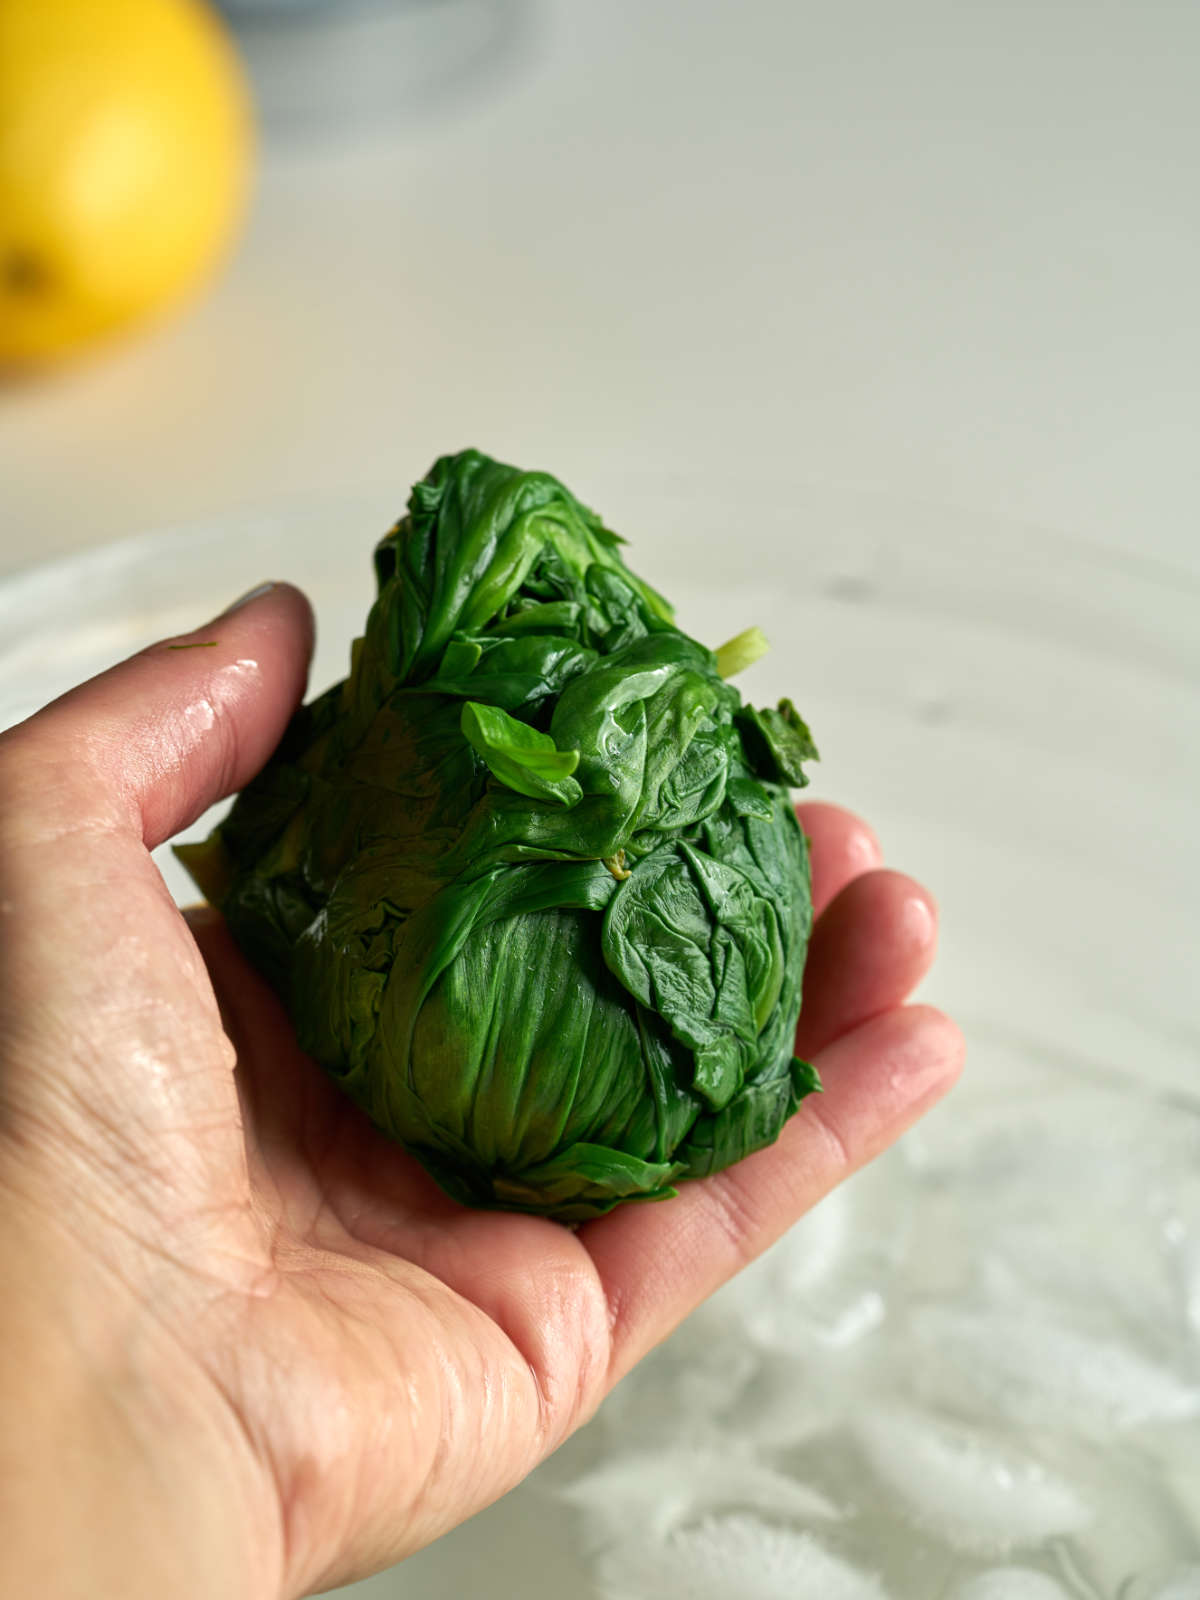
[0,725,129,858]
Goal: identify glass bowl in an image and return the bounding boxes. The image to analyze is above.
[1,480,1196,1594]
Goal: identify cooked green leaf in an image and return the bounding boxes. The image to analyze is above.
[715,625,769,679]
[175,449,817,1219]
[737,697,820,787]
[460,700,582,807]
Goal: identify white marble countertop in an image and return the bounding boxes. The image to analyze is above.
[1,0,1198,580]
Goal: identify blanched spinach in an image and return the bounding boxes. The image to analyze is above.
[177,450,819,1220]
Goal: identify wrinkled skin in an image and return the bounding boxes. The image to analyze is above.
[0,586,961,1598]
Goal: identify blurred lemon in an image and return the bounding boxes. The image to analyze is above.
[0,0,253,369]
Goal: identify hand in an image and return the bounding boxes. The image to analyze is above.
[0,585,963,1599]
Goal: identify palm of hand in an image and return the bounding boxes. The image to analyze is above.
[188,908,619,1594]
[0,588,960,1599]
[183,787,948,1594]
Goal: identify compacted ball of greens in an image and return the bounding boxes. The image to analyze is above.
[178,450,820,1220]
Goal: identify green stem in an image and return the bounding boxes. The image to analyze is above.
[714,626,769,679]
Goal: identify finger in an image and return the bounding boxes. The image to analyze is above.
[796,800,883,917]
[795,869,938,1058]
[800,870,940,1056]
[581,1003,964,1382]
[0,583,313,849]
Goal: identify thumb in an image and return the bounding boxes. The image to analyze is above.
[0,582,314,1229]
[0,582,313,849]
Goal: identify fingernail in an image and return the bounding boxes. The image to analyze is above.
[219,581,276,617]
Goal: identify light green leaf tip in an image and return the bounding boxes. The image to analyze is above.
[461,700,583,807]
[715,625,769,679]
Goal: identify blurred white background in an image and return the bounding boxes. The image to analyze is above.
[2,0,1198,578]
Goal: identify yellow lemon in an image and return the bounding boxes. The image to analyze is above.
[0,0,253,368]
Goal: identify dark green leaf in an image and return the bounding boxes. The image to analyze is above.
[176,449,817,1220]
[737,697,820,787]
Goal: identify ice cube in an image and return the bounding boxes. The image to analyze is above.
[592,1513,889,1600]
[947,1571,1071,1600]
[728,1346,857,1449]
[554,1443,841,1550]
[975,1213,1182,1341]
[908,1308,1200,1433]
[713,1150,912,1352]
[1153,1575,1200,1600]
[906,1076,1200,1347]
[1177,1234,1200,1339]
[909,1080,1190,1189]
[746,1177,853,1295]
[1122,1570,1200,1600]
[593,1311,761,1446]
[853,1404,1091,1552]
